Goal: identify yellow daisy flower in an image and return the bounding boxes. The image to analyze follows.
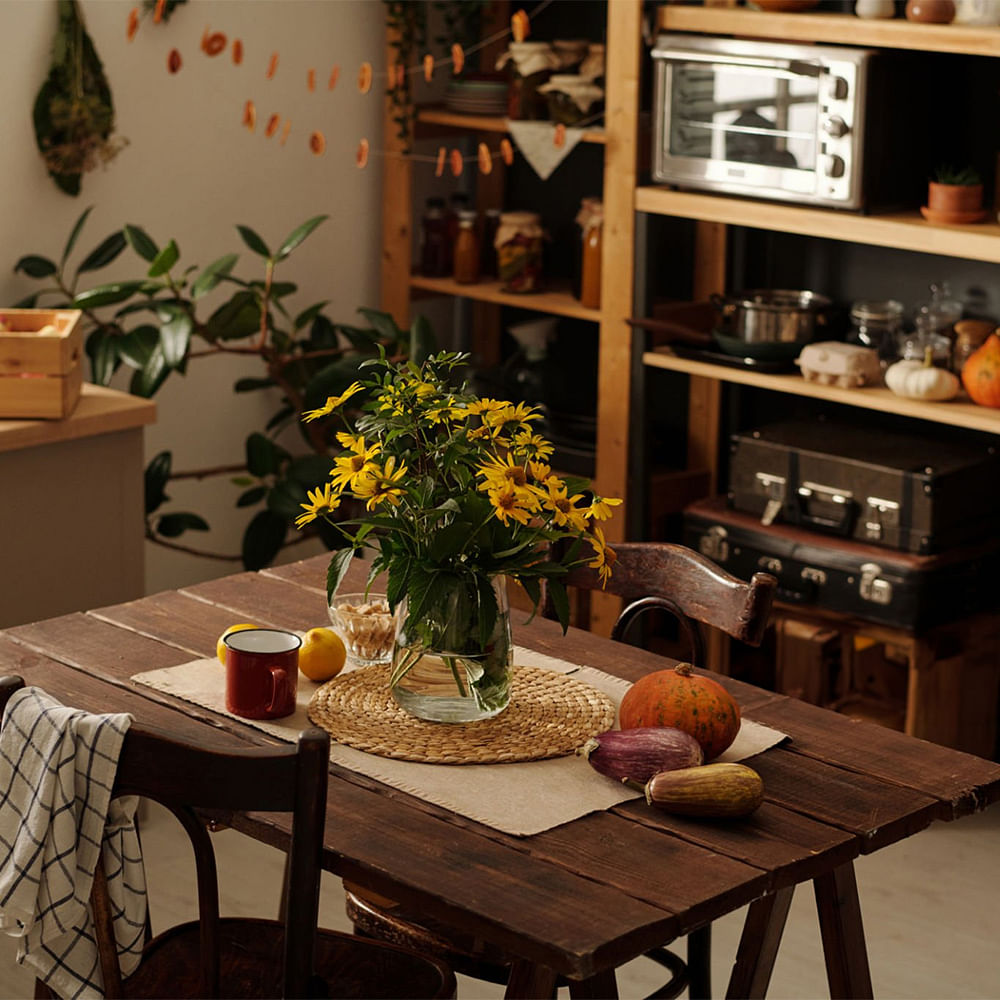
[330,439,381,490]
[301,381,364,422]
[541,480,588,532]
[587,525,617,586]
[512,430,555,460]
[353,456,409,510]
[294,482,341,529]
[587,495,624,522]
[487,484,537,526]
[476,455,533,497]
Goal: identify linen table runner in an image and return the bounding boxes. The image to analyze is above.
[132,647,786,836]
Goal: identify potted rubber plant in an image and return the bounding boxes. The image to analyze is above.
[923,165,987,224]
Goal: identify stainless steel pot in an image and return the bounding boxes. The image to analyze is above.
[710,289,832,345]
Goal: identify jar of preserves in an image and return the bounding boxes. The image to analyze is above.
[419,197,448,278]
[495,211,544,293]
[480,208,502,278]
[453,210,480,284]
[579,201,603,310]
[847,299,903,366]
[538,75,605,127]
[495,42,559,120]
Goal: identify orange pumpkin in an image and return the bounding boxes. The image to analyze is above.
[961,331,1000,408]
[618,663,741,760]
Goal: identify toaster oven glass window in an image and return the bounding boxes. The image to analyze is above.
[669,63,819,171]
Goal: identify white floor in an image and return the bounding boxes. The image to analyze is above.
[2,800,999,999]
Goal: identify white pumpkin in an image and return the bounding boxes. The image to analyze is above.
[884,352,960,401]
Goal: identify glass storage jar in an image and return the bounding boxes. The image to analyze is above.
[419,197,449,278]
[495,211,544,293]
[453,210,480,284]
[537,75,605,127]
[847,299,904,366]
[579,201,603,310]
[496,42,560,120]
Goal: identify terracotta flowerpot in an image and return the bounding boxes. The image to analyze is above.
[922,182,986,224]
[905,0,956,21]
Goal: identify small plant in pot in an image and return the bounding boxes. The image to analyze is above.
[922,165,987,224]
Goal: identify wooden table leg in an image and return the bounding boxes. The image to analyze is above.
[813,862,874,1000]
[725,886,794,1000]
[568,968,620,999]
[505,960,558,999]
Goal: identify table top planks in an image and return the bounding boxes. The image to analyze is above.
[3,552,1000,982]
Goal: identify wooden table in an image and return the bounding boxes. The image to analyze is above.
[2,554,998,999]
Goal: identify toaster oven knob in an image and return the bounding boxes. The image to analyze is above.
[823,154,846,179]
[828,76,849,101]
[822,115,849,139]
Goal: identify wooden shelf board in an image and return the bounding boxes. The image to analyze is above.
[635,187,1000,263]
[657,7,1000,57]
[643,347,1000,435]
[0,383,156,455]
[415,107,607,144]
[409,275,601,322]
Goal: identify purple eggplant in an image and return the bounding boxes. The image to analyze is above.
[581,727,704,783]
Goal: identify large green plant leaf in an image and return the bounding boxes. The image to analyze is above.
[77,231,126,273]
[156,512,209,538]
[236,485,268,508]
[147,239,180,278]
[90,328,119,384]
[236,225,271,258]
[117,324,160,369]
[357,307,403,344]
[74,280,145,309]
[14,255,57,278]
[242,510,287,570]
[288,453,335,487]
[266,479,309,519]
[326,547,356,602]
[157,305,192,368]
[205,290,261,341]
[123,224,159,262]
[245,432,289,477]
[144,451,171,513]
[409,314,435,364]
[132,342,169,397]
[62,206,94,266]
[191,253,239,299]
[275,215,328,261]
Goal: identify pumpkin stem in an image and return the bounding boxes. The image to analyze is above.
[674,662,694,677]
[923,345,934,368]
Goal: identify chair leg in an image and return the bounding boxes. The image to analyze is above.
[687,925,712,999]
[725,887,794,1000]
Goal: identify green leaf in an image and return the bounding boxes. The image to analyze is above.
[236,225,271,258]
[74,281,146,309]
[77,231,127,273]
[326,547,356,603]
[117,325,160,369]
[14,255,57,278]
[147,239,180,278]
[242,509,287,570]
[266,479,309,519]
[265,405,295,432]
[245,432,285,477]
[12,292,40,308]
[409,314,436,364]
[91,329,119,385]
[294,301,329,331]
[547,578,570,634]
[124,224,159,262]
[428,522,473,563]
[158,306,192,368]
[191,253,239,299]
[133,343,169,397]
[234,376,275,393]
[236,485,268,508]
[357,306,403,344]
[335,323,379,352]
[156,512,210,538]
[275,215,328,261]
[302,357,369,412]
[205,290,261,341]
[144,451,172,514]
[287,453,335,488]
[61,206,94,267]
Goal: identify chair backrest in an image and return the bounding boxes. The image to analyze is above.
[0,676,329,1000]
[544,541,777,666]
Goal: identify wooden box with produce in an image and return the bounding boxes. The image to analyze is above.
[0,309,83,419]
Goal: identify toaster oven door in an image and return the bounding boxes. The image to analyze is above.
[652,37,869,209]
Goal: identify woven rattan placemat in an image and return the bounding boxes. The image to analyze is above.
[307,664,616,764]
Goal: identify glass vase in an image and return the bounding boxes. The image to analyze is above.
[389,574,513,723]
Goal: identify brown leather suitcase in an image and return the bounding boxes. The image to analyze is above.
[683,496,1000,631]
[727,421,1000,554]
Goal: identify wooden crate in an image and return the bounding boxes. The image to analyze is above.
[0,309,83,419]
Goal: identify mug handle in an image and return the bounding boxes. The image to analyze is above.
[266,664,290,715]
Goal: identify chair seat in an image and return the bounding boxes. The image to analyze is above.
[120,917,456,998]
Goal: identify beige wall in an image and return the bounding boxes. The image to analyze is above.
[0,0,384,599]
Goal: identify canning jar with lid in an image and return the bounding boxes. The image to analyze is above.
[495,211,544,293]
[453,210,480,285]
[419,197,449,278]
[537,75,605,127]
[495,42,560,120]
[847,299,904,366]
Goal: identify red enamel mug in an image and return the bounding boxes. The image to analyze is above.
[224,628,301,720]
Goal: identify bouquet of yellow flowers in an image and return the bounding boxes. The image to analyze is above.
[296,350,620,718]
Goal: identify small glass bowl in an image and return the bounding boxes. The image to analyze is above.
[328,593,394,666]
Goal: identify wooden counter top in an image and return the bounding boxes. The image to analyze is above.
[0,383,156,455]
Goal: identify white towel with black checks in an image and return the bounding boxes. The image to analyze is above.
[0,687,147,999]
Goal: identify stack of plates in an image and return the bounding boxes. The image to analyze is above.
[445,77,508,116]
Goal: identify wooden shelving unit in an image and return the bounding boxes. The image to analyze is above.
[416,107,607,144]
[409,275,601,322]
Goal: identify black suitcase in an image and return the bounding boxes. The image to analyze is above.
[727,421,1000,555]
[682,496,1000,631]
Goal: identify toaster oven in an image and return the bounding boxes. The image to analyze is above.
[651,34,909,210]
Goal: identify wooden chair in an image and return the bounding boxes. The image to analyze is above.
[345,542,778,999]
[0,676,456,1000]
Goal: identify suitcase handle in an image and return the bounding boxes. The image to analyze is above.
[795,481,856,535]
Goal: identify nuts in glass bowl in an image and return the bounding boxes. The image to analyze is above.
[328,593,394,666]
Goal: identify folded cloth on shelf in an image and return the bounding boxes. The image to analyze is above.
[0,687,146,1000]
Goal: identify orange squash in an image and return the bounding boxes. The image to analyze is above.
[961,331,1000,408]
[618,663,740,760]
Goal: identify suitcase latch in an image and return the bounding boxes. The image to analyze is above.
[754,473,786,526]
[859,562,892,605]
[864,496,899,542]
[699,525,729,563]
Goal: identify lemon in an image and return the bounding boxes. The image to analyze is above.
[298,627,347,682]
[216,623,259,664]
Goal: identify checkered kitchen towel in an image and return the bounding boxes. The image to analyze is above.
[0,687,147,999]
